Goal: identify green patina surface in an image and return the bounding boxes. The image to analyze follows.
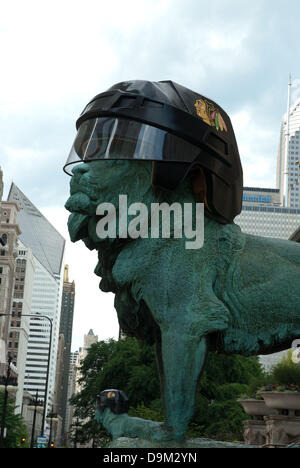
[65,160,300,442]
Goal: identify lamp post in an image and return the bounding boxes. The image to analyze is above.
[46,406,58,448]
[28,390,44,448]
[0,313,52,436]
[73,418,81,448]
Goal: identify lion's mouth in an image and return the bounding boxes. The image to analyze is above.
[65,191,96,245]
[65,192,130,292]
[67,212,89,242]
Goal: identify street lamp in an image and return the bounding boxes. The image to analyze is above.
[0,313,52,436]
[46,406,58,448]
[28,390,44,448]
[73,418,81,448]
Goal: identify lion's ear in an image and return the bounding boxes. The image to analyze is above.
[191,168,206,199]
[190,167,213,213]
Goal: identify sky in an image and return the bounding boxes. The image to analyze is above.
[1,0,300,351]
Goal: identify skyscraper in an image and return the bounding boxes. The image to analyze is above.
[9,242,35,412]
[0,201,21,365]
[7,183,65,418]
[54,265,75,444]
[65,350,78,443]
[74,330,98,395]
[235,187,300,239]
[276,98,300,207]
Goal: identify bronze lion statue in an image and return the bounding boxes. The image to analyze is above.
[65,159,300,441]
[64,80,300,442]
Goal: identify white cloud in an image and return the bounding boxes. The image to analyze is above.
[232,108,278,187]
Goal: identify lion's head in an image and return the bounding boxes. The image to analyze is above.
[65,159,224,343]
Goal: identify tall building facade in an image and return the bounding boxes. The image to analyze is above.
[235,187,300,239]
[276,98,300,207]
[7,183,65,418]
[65,350,79,442]
[0,201,21,366]
[54,265,75,443]
[74,330,98,397]
[67,331,98,447]
[9,242,35,412]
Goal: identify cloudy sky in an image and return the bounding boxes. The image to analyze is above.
[1,0,300,351]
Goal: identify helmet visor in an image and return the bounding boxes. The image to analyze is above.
[64,117,201,175]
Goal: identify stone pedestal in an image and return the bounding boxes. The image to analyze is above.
[243,420,266,446]
[108,437,254,448]
[265,415,300,447]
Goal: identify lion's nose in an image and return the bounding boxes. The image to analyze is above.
[71,163,90,176]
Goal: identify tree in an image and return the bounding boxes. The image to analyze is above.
[70,337,161,445]
[0,394,29,448]
[189,353,263,441]
[70,337,263,443]
[271,350,300,386]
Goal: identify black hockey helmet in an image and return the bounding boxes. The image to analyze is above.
[64,80,243,223]
[96,389,129,415]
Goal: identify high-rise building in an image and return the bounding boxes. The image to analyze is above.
[9,242,35,412]
[276,98,300,207]
[7,183,65,419]
[74,330,98,397]
[0,201,21,366]
[54,265,75,444]
[65,350,79,443]
[235,187,300,239]
[67,331,98,448]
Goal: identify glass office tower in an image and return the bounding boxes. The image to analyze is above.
[276,98,300,207]
[7,183,65,418]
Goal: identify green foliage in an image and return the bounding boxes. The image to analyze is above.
[246,351,300,396]
[70,337,160,445]
[187,353,263,441]
[70,338,263,444]
[214,383,250,402]
[128,402,164,422]
[70,418,109,448]
[271,350,300,386]
[94,338,160,407]
[201,400,249,441]
[0,394,29,448]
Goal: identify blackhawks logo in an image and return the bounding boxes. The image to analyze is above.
[194,98,228,132]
